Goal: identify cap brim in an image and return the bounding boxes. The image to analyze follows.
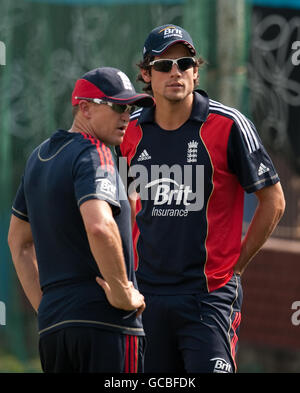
[105,92,155,107]
[148,40,196,57]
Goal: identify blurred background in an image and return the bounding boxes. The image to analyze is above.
[0,0,299,373]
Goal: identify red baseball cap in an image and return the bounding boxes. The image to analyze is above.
[72,67,155,107]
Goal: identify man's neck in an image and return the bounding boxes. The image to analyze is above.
[68,117,96,138]
[154,93,194,131]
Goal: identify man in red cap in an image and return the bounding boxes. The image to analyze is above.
[8,67,154,373]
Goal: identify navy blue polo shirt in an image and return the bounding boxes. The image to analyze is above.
[119,90,280,294]
[12,129,144,337]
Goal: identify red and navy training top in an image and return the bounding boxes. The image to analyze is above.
[118,90,280,294]
[12,129,144,337]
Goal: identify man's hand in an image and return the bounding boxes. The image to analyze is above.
[96,277,145,317]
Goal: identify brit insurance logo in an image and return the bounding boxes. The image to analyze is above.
[119,160,205,216]
[146,178,193,217]
[96,178,116,200]
[160,26,183,39]
[95,165,117,201]
[210,357,232,373]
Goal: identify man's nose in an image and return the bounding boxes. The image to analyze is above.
[170,63,182,75]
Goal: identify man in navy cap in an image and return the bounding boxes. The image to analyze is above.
[8,67,154,373]
[118,25,285,372]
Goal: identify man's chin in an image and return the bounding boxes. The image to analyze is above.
[164,91,184,101]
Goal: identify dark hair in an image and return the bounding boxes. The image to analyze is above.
[136,54,206,96]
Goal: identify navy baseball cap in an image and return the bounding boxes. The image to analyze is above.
[72,67,155,107]
[143,24,196,58]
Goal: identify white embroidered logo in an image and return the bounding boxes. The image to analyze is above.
[137,149,152,162]
[96,179,116,198]
[210,357,232,373]
[162,27,183,39]
[187,140,198,163]
[117,71,133,90]
[258,162,270,176]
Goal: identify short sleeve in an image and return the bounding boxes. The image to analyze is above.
[73,145,121,214]
[227,119,280,193]
[12,175,29,222]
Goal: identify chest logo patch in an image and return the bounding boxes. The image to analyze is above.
[137,149,152,162]
[187,140,198,163]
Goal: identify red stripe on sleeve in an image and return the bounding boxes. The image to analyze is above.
[92,136,107,169]
[81,132,108,167]
[101,142,115,174]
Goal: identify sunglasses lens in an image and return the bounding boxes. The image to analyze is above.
[111,104,125,113]
[152,58,195,72]
[177,58,195,71]
[129,105,136,114]
[111,104,135,114]
[153,60,173,72]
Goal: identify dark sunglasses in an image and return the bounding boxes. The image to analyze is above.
[149,57,196,73]
[75,97,136,114]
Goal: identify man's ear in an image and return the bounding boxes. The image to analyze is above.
[78,100,92,119]
[140,68,151,83]
[193,66,199,83]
